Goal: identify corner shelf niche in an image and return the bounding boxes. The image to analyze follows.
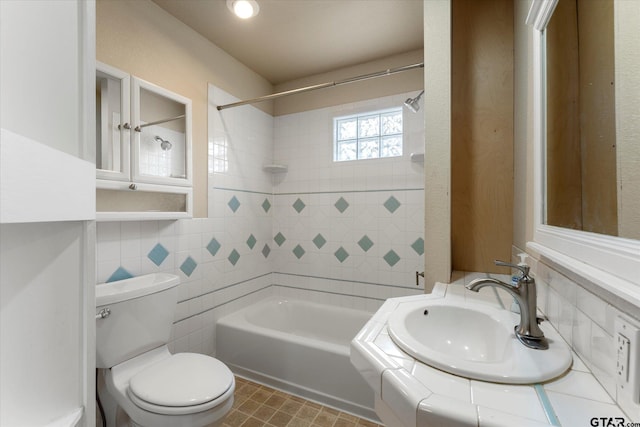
[263,164,288,173]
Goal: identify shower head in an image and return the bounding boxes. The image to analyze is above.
[154,136,172,151]
[404,90,425,113]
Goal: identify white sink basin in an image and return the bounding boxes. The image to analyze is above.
[387,299,572,384]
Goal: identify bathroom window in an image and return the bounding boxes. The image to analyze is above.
[333,108,403,161]
[210,139,228,173]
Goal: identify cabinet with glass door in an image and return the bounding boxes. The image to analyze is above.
[95,62,192,220]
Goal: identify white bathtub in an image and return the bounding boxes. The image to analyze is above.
[216,297,377,420]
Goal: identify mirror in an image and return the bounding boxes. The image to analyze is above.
[530,0,640,287]
[96,68,128,175]
[136,86,187,180]
[545,0,639,240]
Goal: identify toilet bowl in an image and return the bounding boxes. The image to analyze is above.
[96,273,235,427]
[103,346,234,427]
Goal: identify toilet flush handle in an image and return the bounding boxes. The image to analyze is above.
[96,308,111,320]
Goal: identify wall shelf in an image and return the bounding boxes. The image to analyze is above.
[96,211,191,221]
[410,153,425,163]
[96,180,192,221]
[263,164,288,173]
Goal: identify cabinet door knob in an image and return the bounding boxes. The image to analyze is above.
[118,123,131,130]
[128,183,137,190]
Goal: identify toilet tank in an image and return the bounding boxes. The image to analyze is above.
[95,273,180,369]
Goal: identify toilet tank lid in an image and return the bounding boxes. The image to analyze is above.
[96,273,180,306]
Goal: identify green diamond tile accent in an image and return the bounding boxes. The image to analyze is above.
[383,250,401,267]
[312,233,326,249]
[147,243,169,266]
[334,197,349,213]
[262,244,271,258]
[292,198,306,213]
[107,267,133,283]
[228,195,241,213]
[383,196,401,213]
[274,232,286,247]
[293,244,306,259]
[262,198,271,213]
[334,246,349,263]
[411,237,425,255]
[246,234,257,249]
[206,238,221,256]
[357,235,374,252]
[180,256,198,277]
[228,249,240,266]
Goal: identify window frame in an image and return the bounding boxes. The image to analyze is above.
[332,107,404,162]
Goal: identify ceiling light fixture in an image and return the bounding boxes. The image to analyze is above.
[227,0,260,19]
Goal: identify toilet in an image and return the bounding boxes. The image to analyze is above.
[95,273,235,427]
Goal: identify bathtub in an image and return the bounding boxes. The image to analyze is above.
[216,297,377,420]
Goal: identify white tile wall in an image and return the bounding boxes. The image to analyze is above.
[270,189,424,290]
[208,85,274,195]
[271,93,426,298]
[514,246,640,418]
[534,258,623,400]
[273,93,425,195]
[96,87,426,357]
[97,219,274,355]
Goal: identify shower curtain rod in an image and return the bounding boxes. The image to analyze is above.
[134,114,185,132]
[216,62,424,111]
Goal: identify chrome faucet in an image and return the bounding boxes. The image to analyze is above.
[466,260,548,350]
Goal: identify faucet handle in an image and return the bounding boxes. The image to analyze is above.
[494,259,530,277]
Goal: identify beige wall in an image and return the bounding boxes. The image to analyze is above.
[545,0,618,235]
[451,0,514,273]
[96,0,273,217]
[616,0,640,239]
[273,49,423,116]
[578,0,617,235]
[513,0,535,251]
[545,0,583,231]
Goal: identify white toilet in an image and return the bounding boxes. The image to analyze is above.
[96,273,235,427]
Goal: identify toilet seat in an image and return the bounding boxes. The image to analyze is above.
[127,353,235,416]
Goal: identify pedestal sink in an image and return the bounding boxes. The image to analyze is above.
[387,299,572,384]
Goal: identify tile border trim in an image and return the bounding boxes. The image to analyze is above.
[534,384,561,426]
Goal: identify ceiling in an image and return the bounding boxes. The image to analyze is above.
[151,0,424,85]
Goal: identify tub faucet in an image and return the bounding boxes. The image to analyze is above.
[466,260,548,350]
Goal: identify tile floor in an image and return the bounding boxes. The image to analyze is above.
[223,377,383,427]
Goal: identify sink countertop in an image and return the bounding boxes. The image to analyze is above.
[350,282,628,427]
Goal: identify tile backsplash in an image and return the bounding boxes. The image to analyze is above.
[96,88,426,356]
[269,90,425,299]
[270,189,424,297]
[97,218,274,355]
[514,245,640,417]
